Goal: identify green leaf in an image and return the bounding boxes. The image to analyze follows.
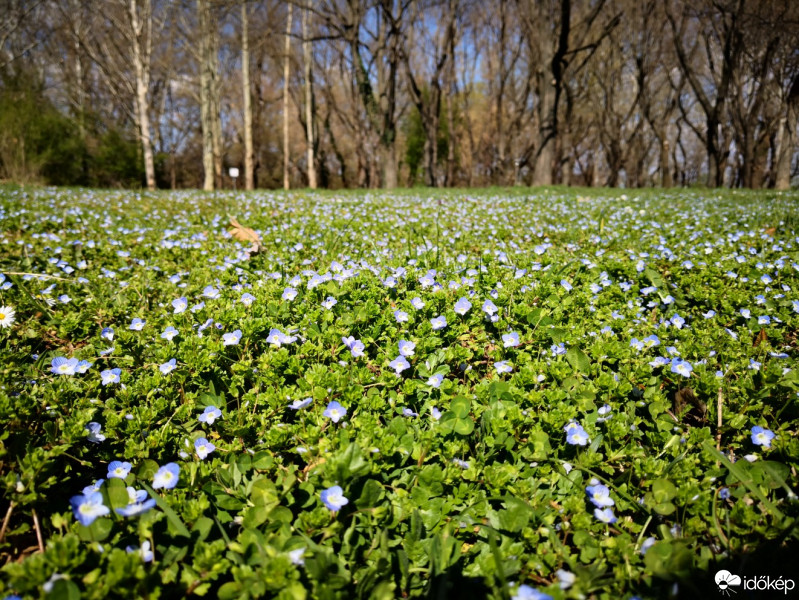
[141,482,190,538]
[334,443,369,481]
[450,396,471,418]
[703,441,785,521]
[565,347,591,373]
[454,418,474,435]
[651,479,677,503]
[356,480,384,509]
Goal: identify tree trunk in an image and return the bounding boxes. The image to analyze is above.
[660,138,672,187]
[211,23,223,190]
[129,0,156,190]
[303,3,317,189]
[775,117,793,190]
[199,0,214,190]
[775,82,798,190]
[241,1,254,190]
[283,3,293,190]
[532,1,569,187]
[381,142,398,188]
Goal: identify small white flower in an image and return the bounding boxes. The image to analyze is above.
[0,305,15,328]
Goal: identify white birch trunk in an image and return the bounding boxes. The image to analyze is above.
[303,3,317,189]
[129,0,156,190]
[241,1,254,190]
[283,3,293,190]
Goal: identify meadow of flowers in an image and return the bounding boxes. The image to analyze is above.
[0,186,798,599]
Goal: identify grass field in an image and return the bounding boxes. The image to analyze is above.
[0,185,798,599]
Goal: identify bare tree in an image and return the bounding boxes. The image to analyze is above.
[303,1,317,188]
[242,1,254,190]
[283,2,293,189]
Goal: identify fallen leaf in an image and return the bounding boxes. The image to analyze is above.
[228,216,263,256]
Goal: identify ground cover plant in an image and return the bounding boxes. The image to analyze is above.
[0,185,798,599]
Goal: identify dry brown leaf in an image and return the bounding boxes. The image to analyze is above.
[228,216,263,256]
[753,328,767,348]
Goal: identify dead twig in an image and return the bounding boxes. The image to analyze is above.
[31,509,44,553]
[716,387,723,457]
[0,502,14,544]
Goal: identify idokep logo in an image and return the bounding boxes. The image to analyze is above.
[715,571,741,595]
[715,570,796,595]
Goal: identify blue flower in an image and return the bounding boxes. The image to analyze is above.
[100,368,121,385]
[454,297,472,315]
[398,340,416,357]
[202,285,220,299]
[586,484,615,508]
[502,331,520,348]
[751,426,775,448]
[561,279,573,292]
[108,461,132,479]
[282,287,298,301]
[649,356,670,368]
[426,373,444,388]
[85,422,105,443]
[594,507,617,524]
[494,360,513,374]
[194,438,215,460]
[551,343,566,356]
[565,422,590,446]
[394,309,409,323]
[198,406,222,424]
[101,327,114,341]
[342,336,365,358]
[643,334,660,348]
[172,297,188,313]
[389,355,411,374]
[430,315,447,330]
[320,485,349,511]
[161,326,179,341]
[639,537,656,555]
[51,357,78,375]
[126,541,154,562]
[411,297,425,310]
[670,358,693,378]
[719,487,731,500]
[323,401,347,423]
[159,358,177,375]
[222,329,242,346]
[152,463,180,489]
[115,487,156,517]
[70,491,110,526]
[482,299,498,316]
[76,360,93,374]
[129,318,146,331]
[670,314,685,328]
[82,479,104,495]
[321,296,337,310]
[240,293,256,306]
[511,584,553,600]
[288,397,312,410]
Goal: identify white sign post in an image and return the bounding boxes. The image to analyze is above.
[229,167,240,191]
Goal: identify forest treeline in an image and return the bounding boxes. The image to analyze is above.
[1,0,798,190]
